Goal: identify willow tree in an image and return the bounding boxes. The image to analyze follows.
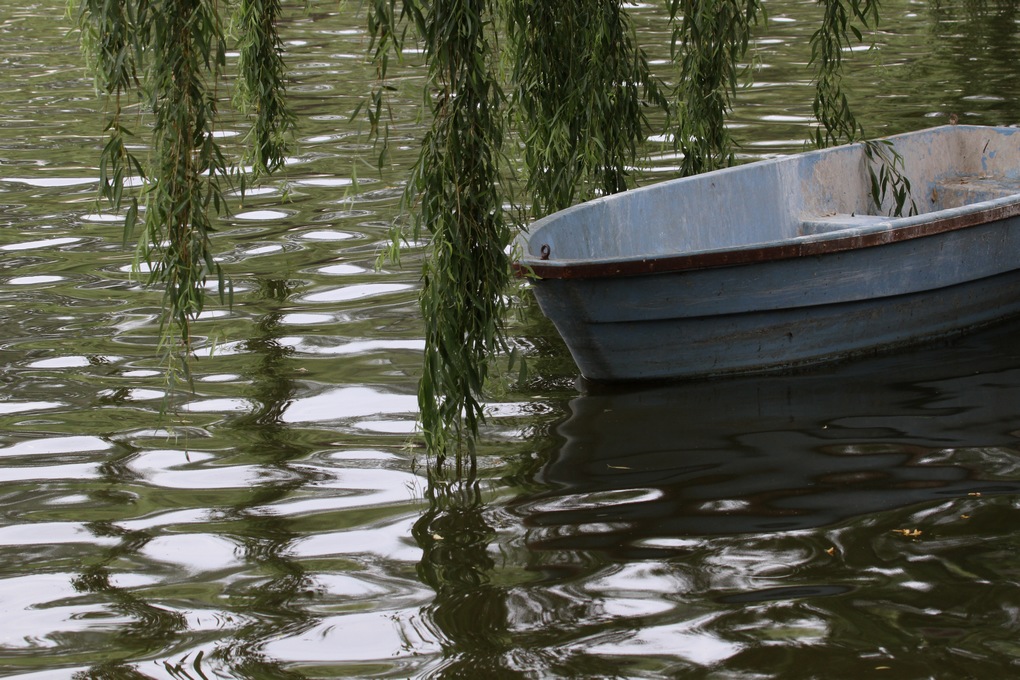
[73,0,292,390]
[74,0,880,456]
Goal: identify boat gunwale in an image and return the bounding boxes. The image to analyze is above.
[515,194,1020,281]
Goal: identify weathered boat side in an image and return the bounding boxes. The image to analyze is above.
[514,125,1020,381]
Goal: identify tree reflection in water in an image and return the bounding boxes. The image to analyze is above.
[76,277,323,678]
[413,455,514,677]
[222,277,320,677]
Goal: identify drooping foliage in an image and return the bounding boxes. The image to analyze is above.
[805,0,917,216]
[666,0,763,175]
[403,0,513,456]
[505,0,663,217]
[73,0,292,386]
[809,0,880,146]
[76,0,880,458]
[366,0,663,456]
[234,0,295,182]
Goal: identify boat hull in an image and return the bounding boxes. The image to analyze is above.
[516,126,1020,381]
[534,266,1020,381]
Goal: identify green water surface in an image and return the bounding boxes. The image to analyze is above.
[2,1,1020,677]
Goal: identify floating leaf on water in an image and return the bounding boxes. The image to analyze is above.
[892,528,922,537]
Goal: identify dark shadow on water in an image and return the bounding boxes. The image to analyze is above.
[411,319,1020,677]
[518,319,1020,558]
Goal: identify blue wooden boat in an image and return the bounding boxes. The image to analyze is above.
[514,125,1020,381]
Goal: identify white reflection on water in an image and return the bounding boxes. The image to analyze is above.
[198,373,240,382]
[307,572,389,598]
[590,562,694,597]
[299,229,354,240]
[290,513,422,562]
[27,355,97,368]
[116,508,215,533]
[581,613,744,666]
[262,607,440,663]
[291,177,355,187]
[0,462,99,483]
[2,177,93,187]
[235,209,291,220]
[301,282,413,303]
[193,340,246,357]
[0,435,111,457]
[0,401,63,415]
[93,387,161,403]
[0,522,119,546]
[316,263,366,275]
[0,237,80,251]
[278,336,424,355]
[281,386,418,423]
[6,275,63,285]
[279,312,334,325]
[266,466,422,513]
[141,534,244,574]
[0,573,130,649]
[80,212,123,222]
[241,244,284,256]
[182,397,254,413]
[527,488,664,513]
[228,185,278,197]
[127,449,276,489]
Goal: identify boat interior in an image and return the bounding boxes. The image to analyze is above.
[521,125,1020,264]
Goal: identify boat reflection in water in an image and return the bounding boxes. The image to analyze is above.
[523,321,1020,556]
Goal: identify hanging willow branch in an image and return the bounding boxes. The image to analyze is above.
[362,0,886,457]
[142,0,232,384]
[365,0,666,457]
[234,0,295,183]
[391,0,514,458]
[360,0,413,168]
[75,0,145,248]
[505,0,663,217]
[74,0,292,385]
[809,0,879,146]
[666,0,763,176]
[77,0,888,456]
[808,1,913,215]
